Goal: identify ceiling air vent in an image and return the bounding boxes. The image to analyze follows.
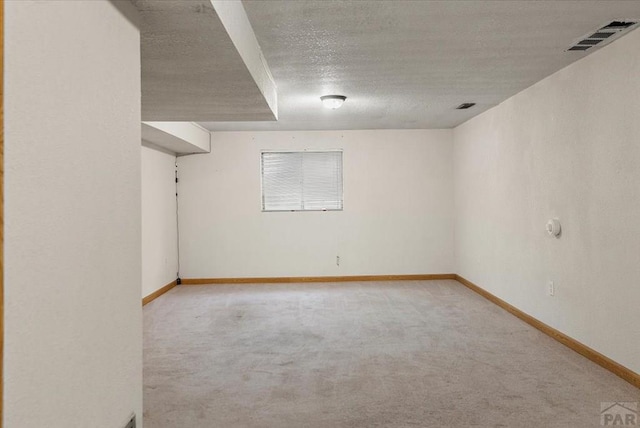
[567,20,638,52]
[456,102,476,110]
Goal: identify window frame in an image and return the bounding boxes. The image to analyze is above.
[260,149,344,212]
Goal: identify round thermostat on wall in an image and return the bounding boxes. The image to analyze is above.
[546,219,561,238]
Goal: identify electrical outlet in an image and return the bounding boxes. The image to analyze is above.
[124,414,136,428]
[336,255,340,266]
[548,281,555,297]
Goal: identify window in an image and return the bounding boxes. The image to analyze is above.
[261,150,343,211]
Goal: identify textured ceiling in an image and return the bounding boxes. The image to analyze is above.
[200,0,640,131]
[134,0,277,122]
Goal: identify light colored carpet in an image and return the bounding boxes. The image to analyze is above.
[143,280,639,427]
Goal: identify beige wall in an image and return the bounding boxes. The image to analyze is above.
[5,1,143,426]
[454,28,640,373]
[142,144,178,298]
[177,130,454,278]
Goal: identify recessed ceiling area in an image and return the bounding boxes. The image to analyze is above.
[199,0,640,131]
[134,0,277,122]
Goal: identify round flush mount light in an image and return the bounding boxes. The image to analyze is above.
[320,95,347,109]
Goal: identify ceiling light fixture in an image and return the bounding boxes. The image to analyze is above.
[321,95,347,109]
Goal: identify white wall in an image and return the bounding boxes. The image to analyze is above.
[454,28,640,373]
[5,1,143,427]
[178,130,454,278]
[142,144,178,298]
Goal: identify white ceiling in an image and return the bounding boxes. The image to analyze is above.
[134,0,277,122]
[200,0,640,131]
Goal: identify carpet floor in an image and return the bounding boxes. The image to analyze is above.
[143,280,638,427]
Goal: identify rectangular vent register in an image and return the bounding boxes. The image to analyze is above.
[568,20,638,51]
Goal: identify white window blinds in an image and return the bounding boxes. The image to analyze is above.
[261,150,343,211]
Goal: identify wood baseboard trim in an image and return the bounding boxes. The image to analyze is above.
[455,274,640,389]
[1,1,4,424]
[182,273,456,285]
[142,280,178,306]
